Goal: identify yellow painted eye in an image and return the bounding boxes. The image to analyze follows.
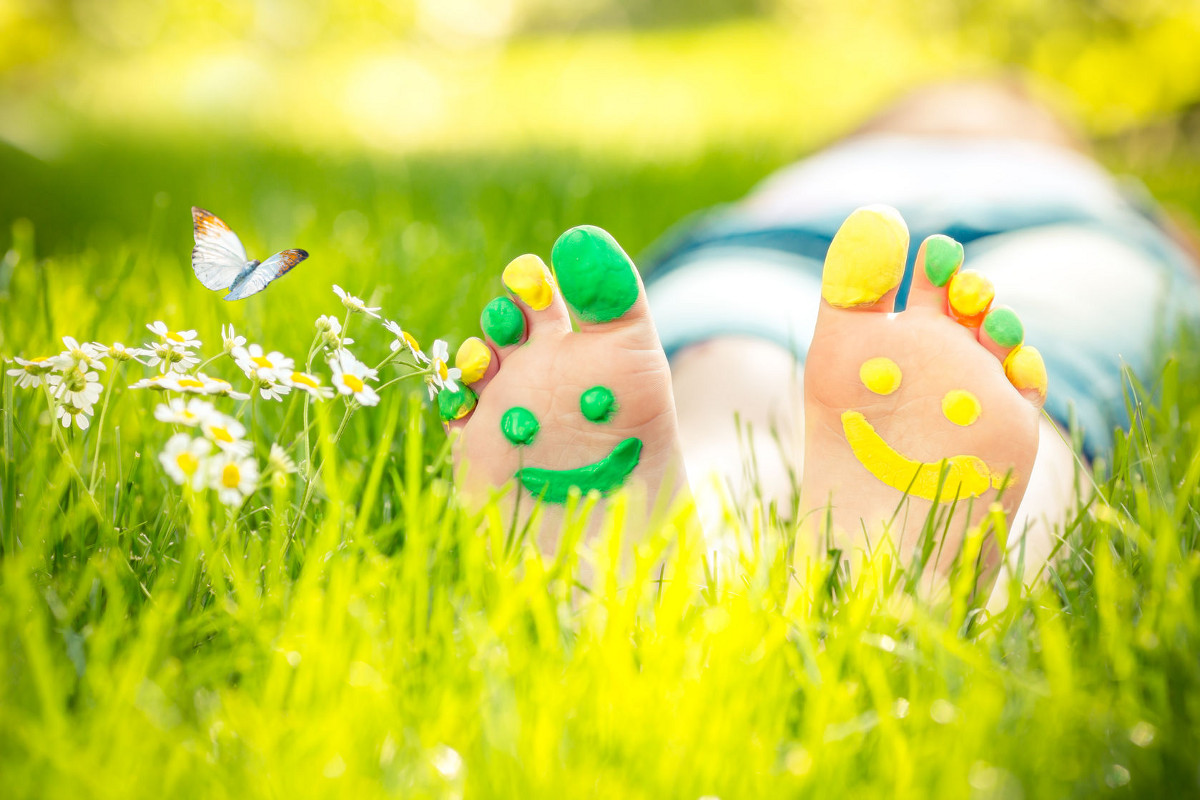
[942,389,981,426]
[860,357,902,396]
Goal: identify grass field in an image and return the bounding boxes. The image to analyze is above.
[5,14,1200,798]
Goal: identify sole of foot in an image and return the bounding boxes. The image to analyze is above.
[800,205,1048,586]
[442,226,689,555]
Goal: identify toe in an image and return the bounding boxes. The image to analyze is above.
[1003,344,1048,409]
[820,205,909,313]
[550,225,660,342]
[502,254,572,338]
[480,295,527,357]
[455,336,497,391]
[978,305,1024,362]
[947,269,995,328]
[906,234,963,311]
[438,383,478,427]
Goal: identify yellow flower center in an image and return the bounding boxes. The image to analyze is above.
[437,361,448,381]
[178,378,205,389]
[208,425,234,443]
[291,372,319,389]
[403,332,420,351]
[31,356,49,363]
[176,452,200,475]
[251,356,272,369]
[166,332,185,343]
[221,462,241,489]
[182,411,196,421]
[342,374,364,393]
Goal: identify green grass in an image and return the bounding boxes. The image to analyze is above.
[3,127,1200,799]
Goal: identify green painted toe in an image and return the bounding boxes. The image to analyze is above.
[550,225,639,323]
[481,296,524,346]
[438,385,477,421]
[923,234,965,287]
[983,306,1024,348]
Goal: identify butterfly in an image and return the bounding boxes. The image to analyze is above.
[191,207,309,301]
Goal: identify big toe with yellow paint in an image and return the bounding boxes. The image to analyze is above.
[821,205,910,309]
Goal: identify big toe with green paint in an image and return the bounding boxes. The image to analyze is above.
[444,225,689,554]
[551,225,641,324]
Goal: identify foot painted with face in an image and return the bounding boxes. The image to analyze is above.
[443,227,688,552]
[801,206,1047,581]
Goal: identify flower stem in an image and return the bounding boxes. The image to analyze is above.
[288,401,356,540]
[41,384,103,521]
[87,362,122,493]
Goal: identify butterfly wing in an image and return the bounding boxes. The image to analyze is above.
[223,249,309,301]
[192,207,252,291]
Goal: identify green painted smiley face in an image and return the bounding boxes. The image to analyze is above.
[501,385,640,503]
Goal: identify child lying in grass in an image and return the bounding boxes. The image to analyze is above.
[440,80,1200,589]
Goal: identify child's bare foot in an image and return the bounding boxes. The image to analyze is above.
[442,227,687,552]
[801,207,1048,578]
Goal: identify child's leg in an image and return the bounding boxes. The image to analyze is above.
[671,336,802,530]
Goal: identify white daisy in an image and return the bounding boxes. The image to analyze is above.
[315,315,354,351]
[95,341,148,364]
[196,375,252,401]
[332,285,381,318]
[266,443,297,476]
[232,344,294,379]
[56,400,95,431]
[221,324,246,354]
[384,319,430,364]
[424,339,462,399]
[6,356,55,388]
[283,370,335,399]
[47,364,103,409]
[154,398,216,427]
[129,374,172,391]
[51,336,106,372]
[159,433,212,490]
[200,414,252,456]
[209,451,259,507]
[232,344,294,400]
[146,321,202,350]
[329,351,380,406]
[145,340,200,374]
[159,373,250,400]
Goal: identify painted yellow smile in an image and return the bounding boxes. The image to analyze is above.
[841,411,1007,502]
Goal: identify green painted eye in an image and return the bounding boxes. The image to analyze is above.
[501,406,539,445]
[580,385,616,422]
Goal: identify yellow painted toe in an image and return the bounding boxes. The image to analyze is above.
[502,254,555,311]
[1004,345,1047,401]
[455,337,491,384]
[821,205,910,308]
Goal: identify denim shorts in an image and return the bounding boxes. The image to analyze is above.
[642,135,1200,460]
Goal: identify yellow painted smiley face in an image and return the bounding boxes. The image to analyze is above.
[844,357,1007,502]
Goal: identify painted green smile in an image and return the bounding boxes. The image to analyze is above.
[515,438,643,503]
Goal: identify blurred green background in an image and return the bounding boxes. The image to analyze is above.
[3,0,1200,350]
